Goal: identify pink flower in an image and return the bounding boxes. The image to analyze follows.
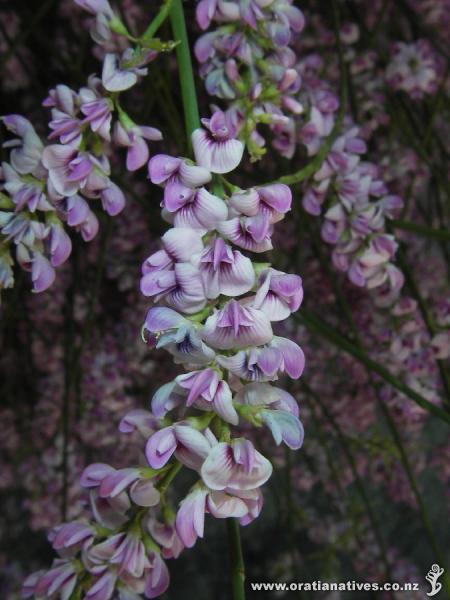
[113,122,162,171]
[218,215,273,252]
[118,410,159,438]
[49,521,95,555]
[217,336,305,381]
[48,224,72,267]
[144,552,170,599]
[99,182,126,216]
[148,519,184,560]
[1,162,51,212]
[192,110,244,173]
[142,228,204,275]
[2,115,43,174]
[81,95,113,142]
[199,237,255,299]
[148,154,211,188]
[175,486,251,548]
[253,268,303,321]
[162,183,228,231]
[84,571,116,600]
[102,50,155,92]
[42,145,93,197]
[176,368,239,424]
[200,439,272,491]
[229,184,292,223]
[31,252,56,293]
[145,423,214,470]
[89,533,147,579]
[202,299,273,350]
[140,262,207,315]
[33,560,78,599]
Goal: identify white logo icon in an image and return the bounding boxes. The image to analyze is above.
[426,564,444,597]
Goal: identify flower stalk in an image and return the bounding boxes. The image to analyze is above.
[169,0,201,140]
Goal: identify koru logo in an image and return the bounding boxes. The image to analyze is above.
[426,564,444,597]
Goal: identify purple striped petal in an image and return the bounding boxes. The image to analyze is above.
[199,238,255,299]
[207,491,248,518]
[202,300,273,350]
[218,216,273,253]
[201,441,272,491]
[192,129,244,174]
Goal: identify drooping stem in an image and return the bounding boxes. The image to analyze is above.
[227,518,246,600]
[169,0,201,144]
[142,0,173,41]
[390,218,450,242]
[169,4,246,598]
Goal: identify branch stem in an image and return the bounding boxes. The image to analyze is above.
[227,519,246,600]
[169,0,201,146]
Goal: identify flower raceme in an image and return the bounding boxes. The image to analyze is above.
[23,113,305,600]
[0,0,163,296]
[195,0,405,301]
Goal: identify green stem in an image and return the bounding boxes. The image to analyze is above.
[157,461,182,495]
[227,519,246,600]
[169,0,201,145]
[390,219,450,242]
[142,0,173,40]
[296,308,450,424]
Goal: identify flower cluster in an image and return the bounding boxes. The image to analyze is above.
[386,39,442,99]
[0,0,163,294]
[195,0,305,160]
[299,117,404,298]
[22,112,305,598]
[194,1,405,300]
